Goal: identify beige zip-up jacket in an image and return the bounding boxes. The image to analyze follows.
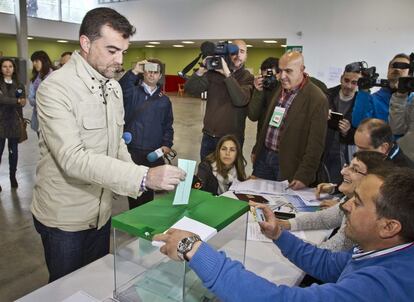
[31,51,146,231]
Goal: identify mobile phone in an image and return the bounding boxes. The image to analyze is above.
[330,111,344,121]
[255,208,265,222]
[144,62,160,72]
[274,211,296,220]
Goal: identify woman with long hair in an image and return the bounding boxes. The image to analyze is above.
[0,58,26,191]
[28,50,54,133]
[195,134,247,195]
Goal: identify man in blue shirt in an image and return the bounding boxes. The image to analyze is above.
[155,168,414,301]
[352,53,410,127]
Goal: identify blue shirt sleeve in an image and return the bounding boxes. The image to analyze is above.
[352,90,373,127]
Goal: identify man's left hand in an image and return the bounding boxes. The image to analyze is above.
[153,229,201,261]
[289,179,306,190]
[161,146,172,154]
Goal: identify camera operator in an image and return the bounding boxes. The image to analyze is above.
[352,53,410,127]
[248,57,280,164]
[184,40,254,160]
[322,65,361,184]
[389,64,414,162]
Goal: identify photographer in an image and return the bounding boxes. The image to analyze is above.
[184,40,254,160]
[119,58,174,209]
[248,57,279,164]
[323,65,361,184]
[352,53,410,127]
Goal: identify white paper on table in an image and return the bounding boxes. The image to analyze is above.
[173,159,196,205]
[152,216,217,247]
[293,188,329,206]
[247,223,307,242]
[230,179,289,195]
[61,291,100,302]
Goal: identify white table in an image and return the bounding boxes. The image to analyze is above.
[17,193,330,302]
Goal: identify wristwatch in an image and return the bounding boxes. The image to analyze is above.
[177,235,202,261]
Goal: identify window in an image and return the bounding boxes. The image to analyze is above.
[0,0,14,14]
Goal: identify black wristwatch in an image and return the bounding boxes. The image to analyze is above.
[177,235,202,261]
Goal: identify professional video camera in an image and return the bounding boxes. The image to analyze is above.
[397,52,414,93]
[345,61,389,90]
[262,68,278,90]
[178,41,239,78]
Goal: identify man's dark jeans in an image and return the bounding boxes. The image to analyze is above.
[252,147,280,181]
[200,133,244,161]
[0,137,19,174]
[33,216,111,283]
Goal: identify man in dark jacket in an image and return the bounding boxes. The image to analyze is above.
[252,51,329,189]
[185,40,254,160]
[323,67,361,184]
[119,58,174,208]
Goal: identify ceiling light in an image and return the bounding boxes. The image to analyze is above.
[57,40,68,43]
[263,40,278,44]
[281,44,287,48]
[148,41,160,45]
[172,44,184,48]
[246,44,253,48]
[181,41,194,44]
[145,45,155,48]
[27,37,33,40]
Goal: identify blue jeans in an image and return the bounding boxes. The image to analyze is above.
[33,216,111,283]
[200,133,244,161]
[252,147,280,180]
[0,137,19,174]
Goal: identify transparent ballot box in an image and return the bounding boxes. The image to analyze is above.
[112,189,249,302]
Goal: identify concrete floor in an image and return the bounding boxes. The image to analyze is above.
[0,95,257,302]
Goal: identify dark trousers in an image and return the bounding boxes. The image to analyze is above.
[200,133,244,161]
[128,147,165,209]
[33,216,111,283]
[0,137,19,175]
[252,147,280,181]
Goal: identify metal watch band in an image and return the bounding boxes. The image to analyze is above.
[177,235,202,262]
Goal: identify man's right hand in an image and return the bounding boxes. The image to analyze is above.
[132,60,147,75]
[146,165,186,191]
[254,75,264,91]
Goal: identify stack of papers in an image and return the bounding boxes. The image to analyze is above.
[230,179,289,195]
[294,188,329,206]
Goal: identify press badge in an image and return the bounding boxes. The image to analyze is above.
[269,106,286,128]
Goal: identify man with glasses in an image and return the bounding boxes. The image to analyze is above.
[154,168,414,301]
[354,118,414,168]
[323,64,361,184]
[352,53,411,127]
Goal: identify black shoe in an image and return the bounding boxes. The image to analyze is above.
[0,184,2,192]
[10,176,18,188]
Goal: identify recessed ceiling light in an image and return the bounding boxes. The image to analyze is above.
[27,37,34,40]
[172,44,184,48]
[281,44,287,48]
[246,44,253,48]
[181,41,194,44]
[145,45,155,48]
[263,40,278,44]
[57,40,68,43]
[148,41,160,45]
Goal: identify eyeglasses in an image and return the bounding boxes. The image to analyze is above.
[343,163,367,176]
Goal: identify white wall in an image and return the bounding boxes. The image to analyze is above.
[2,0,413,86]
[101,0,414,86]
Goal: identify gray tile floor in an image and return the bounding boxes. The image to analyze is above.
[0,95,257,301]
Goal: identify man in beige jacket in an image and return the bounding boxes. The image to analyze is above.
[31,7,185,282]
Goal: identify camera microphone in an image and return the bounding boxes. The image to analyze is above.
[122,132,132,144]
[146,147,164,163]
[200,41,215,57]
[15,88,24,98]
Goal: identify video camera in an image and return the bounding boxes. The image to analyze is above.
[201,41,239,71]
[345,61,389,90]
[397,52,414,93]
[178,41,239,78]
[262,68,278,90]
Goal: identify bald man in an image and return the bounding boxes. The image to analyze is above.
[252,51,329,189]
[185,40,254,160]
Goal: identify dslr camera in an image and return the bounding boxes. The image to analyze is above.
[262,69,278,90]
[201,41,239,71]
[397,52,414,93]
[345,61,389,90]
